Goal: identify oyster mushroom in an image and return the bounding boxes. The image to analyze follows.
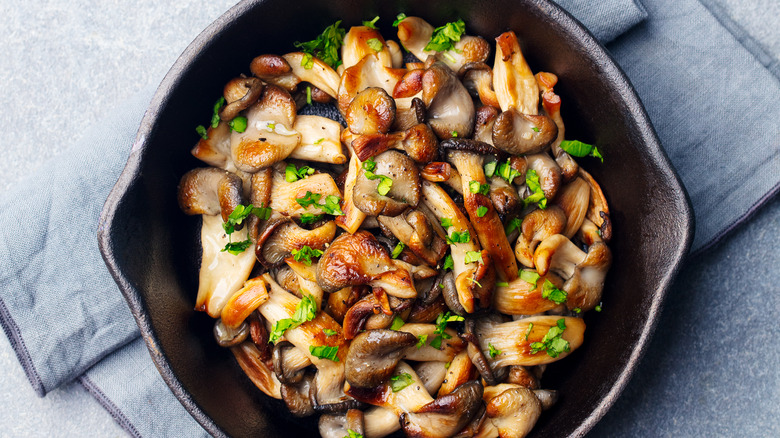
[393,69,425,99]
[393,96,427,132]
[257,220,336,268]
[396,16,490,72]
[351,123,438,163]
[213,318,249,347]
[579,168,612,241]
[220,276,270,329]
[283,52,341,98]
[220,76,264,121]
[492,109,558,155]
[345,329,418,388]
[337,52,407,115]
[400,380,485,438]
[284,257,325,308]
[398,323,465,363]
[534,233,612,311]
[335,155,367,234]
[377,209,448,267]
[269,170,341,218]
[554,177,590,238]
[492,31,539,114]
[319,409,366,438]
[231,85,301,172]
[525,152,562,201]
[290,115,347,164]
[231,341,282,399]
[536,72,579,181]
[250,54,300,92]
[316,231,417,299]
[414,361,449,396]
[460,62,500,108]
[492,270,565,315]
[280,371,316,417]
[461,320,501,386]
[353,150,420,217]
[342,25,395,70]
[513,206,566,268]
[273,340,309,385]
[483,384,541,438]
[436,351,475,396]
[476,316,586,367]
[422,61,475,139]
[178,167,243,223]
[346,87,396,135]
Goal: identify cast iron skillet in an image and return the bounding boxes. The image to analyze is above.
[98,0,694,436]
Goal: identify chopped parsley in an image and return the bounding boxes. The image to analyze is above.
[464,251,483,264]
[525,322,534,341]
[560,139,604,163]
[506,217,522,235]
[488,343,501,358]
[366,38,384,52]
[391,241,406,259]
[310,345,339,361]
[363,16,380,29]
[523,169,547,209]
[195,125,208,139]
[468,180,490,196]
[530,318,570,358]
[294,21,346,69]
[440,217,454,228]
[451,130,458,137]
[346,430,363,438]
[314,137,325,145]
[323,329,337,336]
[300,213,325,224]
[291,245,324,266]
[429,311,464,349]
[416,334,428,349]
[362,158,394,196]
[390,315,405,331]
[220,203,271,255]
[211,97,226,128]
[306,86,312,105]
[572,308,582,314]
[296,191,322,208]
[390,373,414,392]
[541,280,567,304]
[519,270,541,288]
[221,239,252,255]
[295,191,344,216]
[476,206,488,217]
[446,230,470,244]
[424,19,466,53]
[468,276,482,288]
[531,126,541,132]
[285,163,315,182]
[496,281,509,287]
[269,295,317,343]
[228,116,247,133]
[442,254,454,271]
[595,303,603,312]
[484,160,497,178]
[392,13,407,27]
[497,160,522,184]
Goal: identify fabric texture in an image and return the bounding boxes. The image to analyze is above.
[0,0,778,436]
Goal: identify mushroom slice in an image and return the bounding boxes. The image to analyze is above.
[493,31,539,114]
[250,54,300,92]
[476,316,585,367]
[335,155,367,234]
[220,276,270,329]
[280,372,316,417]
[436,351,475,396]
[460,62,500,108]
[273,340,312,385]
[353,150,420,217]
[400,380,484,438]
[396,16,490,72]
[444,146,518,283]
[537,73,579,182]
[526,152,562,201]
[285,258,325,308]
[398,323,464,363]
[338,52,407,115]
[290,115,346,164]
[422,61,475,139]
[579,168,612,241]
[316,231,417,299]
[393,69,425,99]
[414,361,449,397]
[282,52,341,98]
[533,233,611,311]
[513,206,566,268]
[269,171,341,218]
[492,109,558,155]
[231,341,282,399]
[555,177,590,238]
[178,167,243,223]
[220,77,264,121]
[346,87,396,135]
[196,214,256,317]
[352,123,438,164]
[319,409,366,438]
[474,105,500,145]
[191,122,233,169]
[484,385,541,438]
[231,85,301,172]
[342,25,395,70]
[258,220,336,268]
[345,329,418,388]
[492,271,565,315]
[377,210,448,267]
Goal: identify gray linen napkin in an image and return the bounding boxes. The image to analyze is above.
[0,0,778,436]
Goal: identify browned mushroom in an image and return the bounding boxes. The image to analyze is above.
[341,25,395,70]
[220,276,270,328]
[378,209,448,267]
[250,54,299,91]
[220,77,264,121]
[231,341,282,399]
[554,177,590,238]
[346,87,396,135]
[337,52,407,115]
[460,62,500,108]
[492,109,558,155]
[422,61,475,139]
[493,31,539,114]
[178,167,243,223]
[290,115,347,164]
[345,329,418,388]
[400,380,484,438]
[353,150,420,217]
[513,206,566,268]
[396,16,490,72]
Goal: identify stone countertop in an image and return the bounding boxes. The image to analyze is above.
[1,0,778,436]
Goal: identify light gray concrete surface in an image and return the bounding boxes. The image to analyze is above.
[0,0,777,436]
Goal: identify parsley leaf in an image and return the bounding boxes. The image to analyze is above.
[440,217,453,228]
[346,430,363,438]
[542,279,567,304]
[211,97,226,128]
[195,125,208,139]
[306,86,312,105]
[269,295,318,343]
[524,169,548,209]
[221,238,252,255]
[362,158,394,196]
[291,245,324,266]
[228,116,247,133]
[391,242,406,259]
[496,281,509,287]
[424,19,466,52]
[530,318,570,358]
[468,180,490,195]
[446,230,470,244]
[296,191,322,208]
[390,315,405,331]
[296,192,343,216]
[560,139,604,163]
[429,311,464,349]
[366,38,384,52]
[506,217,522,235]
[294,21,346,69]
[310,345,339,361]
[321,195,344,216]
[300,213,324,224]
[488,343,501,358]
[363,16,380,29]
[416,334,428,349]
[595,303,603,312]
[476,206,488,217]
[525,322,534,341]
[285,163,315,182]
[314,138,325,145]
[392,13,407,27]
[324,329,337,336]
[519,270,541,288]
[220,203,271,254]
[484,160,498,178]
[497,160,522,184]
[442,254,454,271]
[468,276,482,287]
[390,373,414,392]
[464,251,483,264]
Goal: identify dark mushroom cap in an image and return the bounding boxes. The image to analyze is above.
[346,87,396,135]
[344,329,417,388]
[178,167,243,223]
[492,109,558,155]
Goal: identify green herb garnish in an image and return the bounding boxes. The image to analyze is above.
[416,334,428,349]
[392,13,407,27]
[506,217,522,235]
[523,169,547,209]
[390,315,405,331]
[220,203,271,255]
[296,192,344,216]
[306,86,312,105]
[366,38,384,52]
[300,213,325,224]
[429,311,465,349]
[468,180,490,196]
[530,318,570,358]
[391,242,406,259]
[541,279,567,304]
[269,295,317,343]
[484,160,497,178]
[464,251,483,264]
[497,160,522,184]
[519,270,541,288]
[228,116,247,133]
[560,139,604,163]
[324,329,337,336]
[291,245,324,266]
[496,281,509,287]
[285,163,315,182]
[296,191,322,208]
[363,16,380,29]
[211,97,226,128]
[294,21,346,69]
[476,206,488,217]
[442,254,454,271]
[345,430,363,438]
[362,158,394,196]
[195,125,208,139]
[525,322,534,341]
[309,345,339,361]
[221,239,252,255]
[424,19,466,52]
[440,218,453,228]
[488,343,501,358]
[390,373,414,392]
[446,230,471,245]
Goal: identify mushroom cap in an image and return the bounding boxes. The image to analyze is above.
[344,329,418,388]
[177,167,243,223]
[400,380,485,438]
[514,206,567,268]
[353,150,421,217]
[492,109,558,155]
[220,76,264,121]
[485,385,542,438]
[422,61,475,139]
[346,87,396,135]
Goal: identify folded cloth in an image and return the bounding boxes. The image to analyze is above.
[0,0,778,436]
